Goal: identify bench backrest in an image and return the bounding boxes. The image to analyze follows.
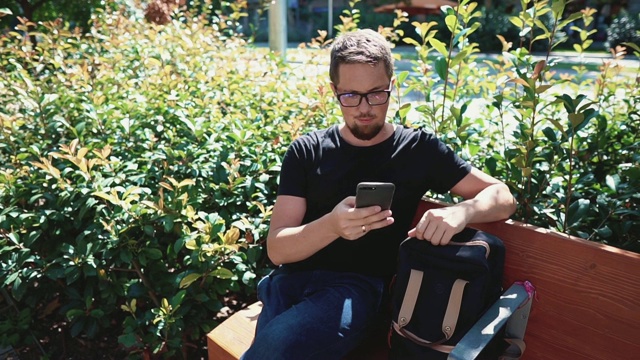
[415,200,640,359]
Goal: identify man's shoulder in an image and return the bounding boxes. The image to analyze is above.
[291,126,337,147]
[394,125,436,144]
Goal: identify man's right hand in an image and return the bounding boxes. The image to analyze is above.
[329,196,394,240]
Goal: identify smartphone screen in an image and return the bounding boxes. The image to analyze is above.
[355,182,395,210]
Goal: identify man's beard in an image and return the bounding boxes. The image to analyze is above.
[347,117,384,141]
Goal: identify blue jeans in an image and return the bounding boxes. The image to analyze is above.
[241,266,385,360]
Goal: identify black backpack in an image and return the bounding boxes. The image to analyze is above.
[389,228,505,359]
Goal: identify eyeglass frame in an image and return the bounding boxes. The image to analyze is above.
[335,86,393,107]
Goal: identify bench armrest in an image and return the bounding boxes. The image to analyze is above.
[448,282,534,360]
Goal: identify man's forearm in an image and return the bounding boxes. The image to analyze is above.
[267,213,339,266]
[455,183,516,224]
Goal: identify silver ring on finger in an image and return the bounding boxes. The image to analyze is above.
[362,225,367,233]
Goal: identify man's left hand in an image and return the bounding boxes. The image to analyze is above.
[407,205,469,245]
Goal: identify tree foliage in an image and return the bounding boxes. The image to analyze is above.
[0,0,103,30]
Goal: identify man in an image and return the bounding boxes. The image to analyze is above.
[242,29,516,359]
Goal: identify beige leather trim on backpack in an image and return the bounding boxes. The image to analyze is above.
[449,240,490,258]
[395,270,469,348]
[442,279,469,339]
[391,322,455,353]
[397,269,423,327]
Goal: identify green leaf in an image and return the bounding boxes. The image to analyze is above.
[605,175,619,192]
[174,237,186,253]
[596,226,613,238]
[484,156,497,175]
[403,37,420,47]
[509,16,524,28]
[66,267,81,285]
[452,28,471,47]
[12,276,27,301]
[444,14,459,33]
[70,318,85,337]
[118,333,140,348]
[558,12,582,28]
[90,309,105,318]
[535,84,553,94]
[429,38,448,57]
[143,248,163,260]
[532,34,549,43]
[542,126,557,142]
[171,290,187,307]
[211,268,234,279]
[4,272,19,286]
[119,250,132,264]
[179,273,201,289]
[451,50,468,66]
[550,0,566,18]
[396,71,409,86]
[163,216,174,232]
[567,199,590,228]
[434,56,448,81]
[398,103,412,119]
[623,42,640,54]
[242,271,256,285]
[66,309,85,320]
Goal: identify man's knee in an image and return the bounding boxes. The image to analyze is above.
[242,330,300,360]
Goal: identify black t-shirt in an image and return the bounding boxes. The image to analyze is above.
[276,125,471,279]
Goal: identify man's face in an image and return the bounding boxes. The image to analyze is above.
[331,62,393,142]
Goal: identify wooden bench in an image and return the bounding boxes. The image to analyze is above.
[207,199,640,359]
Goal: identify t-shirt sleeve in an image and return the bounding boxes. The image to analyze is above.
[425,133,472,194]
[276,138,309,198]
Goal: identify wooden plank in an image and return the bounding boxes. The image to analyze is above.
[207,302,262,360]
[415,200,640,360]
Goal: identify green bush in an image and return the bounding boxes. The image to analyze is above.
[468,6,520,53]
[0,0,638,358]
[0,4,336,358]
[395,0,639,248]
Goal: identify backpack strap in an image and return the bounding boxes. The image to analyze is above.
[397,269,422,327]
[442,279,469,339]
[395,268,469,351]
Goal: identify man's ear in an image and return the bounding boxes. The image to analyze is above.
[330,82,337,95]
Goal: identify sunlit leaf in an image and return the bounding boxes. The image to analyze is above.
[429,38,448,57]
[444,15,460,34]
[222,228,240,245]
[398,103,412,119]
[396,71,409,85]
[211,268,234,279]
[605,175,618,192]
[179,273,201,289]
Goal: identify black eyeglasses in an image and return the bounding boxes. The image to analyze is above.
[336,89,392,107]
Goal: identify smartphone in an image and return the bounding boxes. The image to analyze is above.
[355,182,395,210]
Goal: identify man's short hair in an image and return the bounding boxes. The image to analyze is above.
[330,29,394,85]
